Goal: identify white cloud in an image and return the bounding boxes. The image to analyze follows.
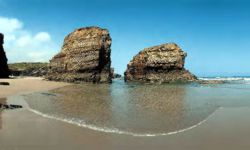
[34,32,51,42]
[0,17,22,33]
[0,16,59,63]
[16,35,32,47]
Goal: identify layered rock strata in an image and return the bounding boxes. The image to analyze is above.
[46,27,112,83]
[124,43,197,83]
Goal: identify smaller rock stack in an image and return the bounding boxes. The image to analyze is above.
[125,43,197,83]
[0,33,10,78]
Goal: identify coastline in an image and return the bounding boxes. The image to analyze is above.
[1,106,250,149]
[0,77,69,98]
[1,77,250,149]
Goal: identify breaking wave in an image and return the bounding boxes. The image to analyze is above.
[199,77,250,82]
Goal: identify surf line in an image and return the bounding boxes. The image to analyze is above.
[27,107,222,137]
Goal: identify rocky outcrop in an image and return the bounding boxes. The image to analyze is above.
[0,98,22,110]
[111,68,122,79]
[0,104,23,110]
[124,43,197,83]
[0,33,10,78]
[0,82,9,86]
[198,80,225,84]
[112,73,122,79]
[46,27,112,83]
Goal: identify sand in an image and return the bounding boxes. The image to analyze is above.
[1,107,250,150]
[0,77,69,98]
[1,77,250,150]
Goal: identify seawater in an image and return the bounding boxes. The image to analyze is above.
[23,78,250,136]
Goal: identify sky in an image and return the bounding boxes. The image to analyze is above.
[0,0,250,77]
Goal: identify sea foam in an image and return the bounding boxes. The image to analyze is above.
[27,107,221,137]
[199,77,250,82]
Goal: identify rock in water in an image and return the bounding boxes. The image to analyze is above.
[110,68,122,79]
[0,33,10,78]
[124,43,197,83]
[0,82,10,86]
[46,27,112,83]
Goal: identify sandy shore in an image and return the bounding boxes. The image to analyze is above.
[1,78,250,150]
[1,107,250,150]
[0,77,69,98]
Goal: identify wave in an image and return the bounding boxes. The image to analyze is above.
[27,107,221,137]
[199,77,250,82]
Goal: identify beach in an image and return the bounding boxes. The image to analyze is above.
[0,77,69,98]
[1,77,250,150]
[1,0,249,149]
[1,105,250,149]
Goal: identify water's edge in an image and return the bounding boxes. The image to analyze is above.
[6,77,250,137]
[27,106,221,137]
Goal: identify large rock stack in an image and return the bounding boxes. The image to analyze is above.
[124,43,197,83]
[46,27,112,83]
[0,33,10,78]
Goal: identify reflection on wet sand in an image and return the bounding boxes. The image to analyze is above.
[24,80,193,134]
[0,98,6,130]
[109,82,186,133]
[23,79,250,135]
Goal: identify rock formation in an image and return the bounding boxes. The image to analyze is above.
[0,82,9,86]
[110,68,122,79]
[124,43,197,83]
[0,97,22,110]
[0,33,10,78]
[46,27,112,83]
[0,104,23,109]
[112,73,122,79]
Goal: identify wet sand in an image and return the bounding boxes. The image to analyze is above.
[0,107,250,150]
[1,78,250,149]
[0,77,69,98]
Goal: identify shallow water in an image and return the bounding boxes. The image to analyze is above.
[23,78,250,136]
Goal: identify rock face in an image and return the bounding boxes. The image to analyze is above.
[0,33,10,78]
[124,43,197,83]
[46,27,112,83]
